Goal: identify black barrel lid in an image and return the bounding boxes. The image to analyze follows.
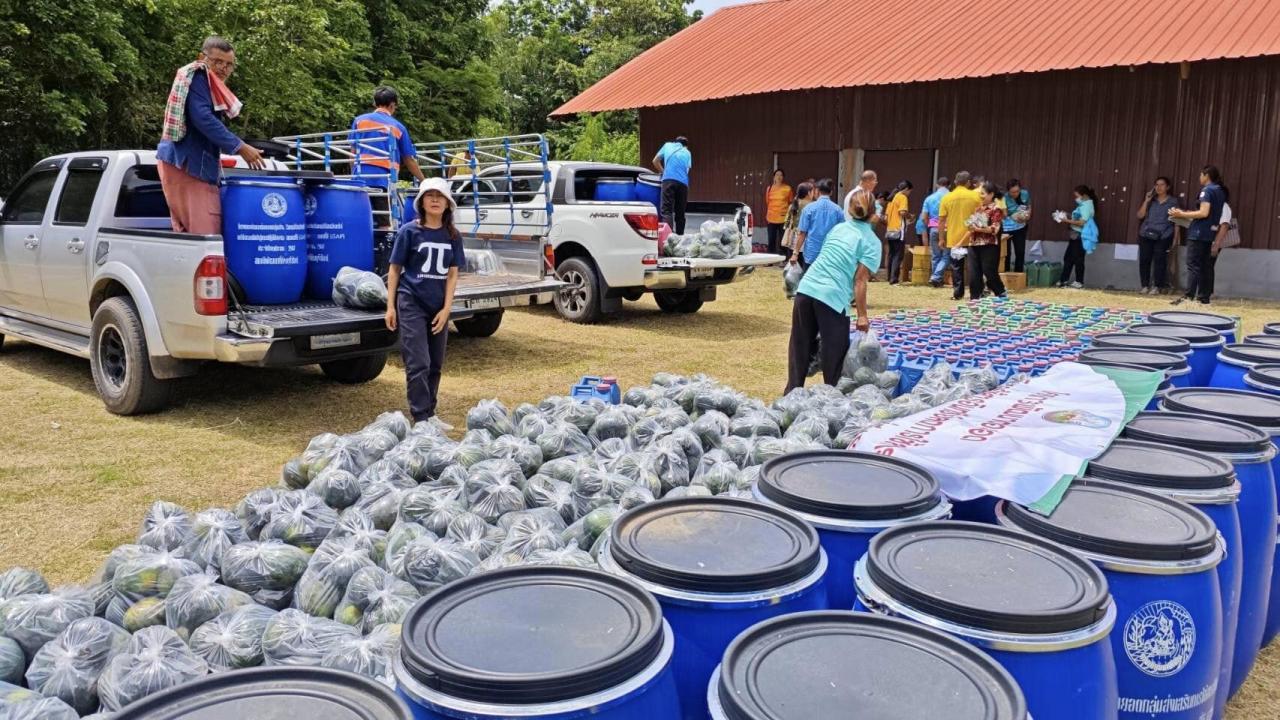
[758,450,943,521]
[1091,333,1191,355]
[1078,347,1187,372]
[1127,322,1223,346]
[1003,479,1219,562]
[1247,365,1280,393]
[609,497,821,593]
[717,612,1026,720]
[1087,439,1235,490]
[1162,387,1280,430]
[866,521,1110,634]
[1124,411,1272,454]
[1148,310,1236,333]
[1243,334,1280,349]
[399,566,664,704]
[113,667,410,719]
[1266,322,1280,336]
[1221,343,1280,366]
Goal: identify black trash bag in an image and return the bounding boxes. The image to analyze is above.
[331,266,387,310]
[523,476,577,524]
[136,501,193,552]
[110,551,201,603]
[382,521,431,576]
[24,617,130,714]
[164,574,253,641]
[0,637,22,685]
[0,683,78,720]
[465,459,528,522]
[97,626,208,711]
[466,399,514,438]
[308,467,362,510]
[189,604,276,672]
[259,490,340,551]
[730,411,782,439]
[334,567,419,633]
[219,541,311,610]
[538,422,593,461]
[526,546,597,569]
[261,609,360,667]
[395,535,480,594]
[181,509,251,575]
[588,409,632,444]
[690,410,731,450]
[0,568,48,602]
[320,622,399,685]
[445,513,506,561]
[236,488,283,539]
[490,435,544,478]
[365,411,411,442]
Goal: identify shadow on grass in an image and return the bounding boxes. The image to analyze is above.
[514,303,790,341]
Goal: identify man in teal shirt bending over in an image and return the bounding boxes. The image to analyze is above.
[653,136,692,233]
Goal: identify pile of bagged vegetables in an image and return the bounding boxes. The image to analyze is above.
[0,363,1018,718]
[661,220,750,259]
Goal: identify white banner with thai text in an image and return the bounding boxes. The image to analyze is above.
[852,363,1126,506]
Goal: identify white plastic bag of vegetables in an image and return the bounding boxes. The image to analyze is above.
[164,574,253,640]
[0,587,96,656]
[188,604,277,672]
[0,568,48,602]
[0,682,79,720]
[219,541,311,609]
[320,622,400,685]
[334,567,419,633]
[261,609,360,667]
[445,512,506,560]
[332,266,388,310]
[24,617,130,714]
[395,535,480,594]
[0,637,22,686]
[136,501,193,552]
[181,509,251,575]
[97,626,209,711]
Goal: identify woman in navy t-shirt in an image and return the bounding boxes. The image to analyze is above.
[385,177,465,422]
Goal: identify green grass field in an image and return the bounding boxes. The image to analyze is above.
[1,268,1277,715]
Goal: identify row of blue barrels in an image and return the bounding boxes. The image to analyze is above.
[220,175,375,305]
[592,174,663,207]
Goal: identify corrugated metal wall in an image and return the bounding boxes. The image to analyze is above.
[641,56,1280,250]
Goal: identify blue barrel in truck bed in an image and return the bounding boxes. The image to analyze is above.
[220,176,307,304]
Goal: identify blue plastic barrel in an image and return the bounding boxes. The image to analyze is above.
[754,451,951,610]
[598,497,828,720]
[853,521,1118,720]
[394,566,680,720]
[114,666,412,719]
[635,173,662,208]
[1079,347,1192,387]
[1242,334,1280,349]
[1124,411,1277,698]
[1093,332,1191,359]
[1149,310,1238,345]
[1211,344,1280,390]
[1245,365,1280,397]
[304,179,374,299]
[220,176,307,304]
[1266,323,1280,336]
[399,187,417,227]
[708,612,1028,720]
[1087,441,1242,720]
[1160,388,1280,648]
[1127,323,1224,387]
[595,179,637,202]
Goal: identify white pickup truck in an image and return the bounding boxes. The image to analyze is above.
[0,146,560,415]
[451,162,782,323]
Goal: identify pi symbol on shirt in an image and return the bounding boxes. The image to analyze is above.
[417,241,452,277]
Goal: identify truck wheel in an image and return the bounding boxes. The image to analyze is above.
[621,289,644,302]
[454,310,504,338]
[554,257,603,324]
[320,353,389,384]
[90,297,172,415]
[654,290,705,314]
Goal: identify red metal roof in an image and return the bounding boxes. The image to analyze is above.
[553,0,1280,115]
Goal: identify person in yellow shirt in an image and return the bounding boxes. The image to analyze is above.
[937,170,982,300]
[884,180,913,285]
[763,169,794,255]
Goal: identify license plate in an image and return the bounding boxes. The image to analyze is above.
[689,267,715,279]
[469,297,500,310]
[310,332,361,350]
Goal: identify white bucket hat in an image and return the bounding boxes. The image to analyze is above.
[414,176,457,215]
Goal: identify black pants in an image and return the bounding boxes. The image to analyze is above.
[951,253,967,299]
[786,293,851,393]
[1138,233,1173,289]
[767,223,785,255]
[398,293,449,422]
[1060,234,1086,285]
[660,180,689,234]
[968,244,1006,300]
[1185,241,1217,302]
[886,236,905,284]
[1004,226,1028,272]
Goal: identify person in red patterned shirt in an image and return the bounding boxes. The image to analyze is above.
[964,181,1007,300]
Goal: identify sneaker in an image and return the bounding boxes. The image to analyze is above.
[1198,299,1212,305]
[928,279,942,288]
[1139,287,1151,295]
[1069,282,1084,289]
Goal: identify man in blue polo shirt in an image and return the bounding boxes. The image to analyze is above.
[790,178,844,269]
[653,136,692,233]
[920,176,950,286]
[1170,164,1226,305]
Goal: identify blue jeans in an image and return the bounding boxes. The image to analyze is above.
[928,229,948,281]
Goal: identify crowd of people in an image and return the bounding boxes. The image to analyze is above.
[770,164,1237,306]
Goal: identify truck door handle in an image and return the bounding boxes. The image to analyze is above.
[477,210,489,220]
[67,238,85,254]
[521,210,534,219]
[23,235,39,250]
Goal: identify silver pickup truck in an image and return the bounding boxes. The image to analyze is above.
[0,146,560,415]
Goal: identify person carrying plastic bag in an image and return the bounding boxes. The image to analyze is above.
[385,177,464,423]
[785,188,881,393]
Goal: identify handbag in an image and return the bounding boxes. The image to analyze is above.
[1221,219,1241,249]
[1139,226,1164,241]
[885,229,903,241]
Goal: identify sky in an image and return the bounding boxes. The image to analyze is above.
[691,0,751,15]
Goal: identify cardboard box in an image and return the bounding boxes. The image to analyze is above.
[1001,272,1028,293]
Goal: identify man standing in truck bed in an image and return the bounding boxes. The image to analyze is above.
[653,136,692,233]
[156,35,264,235]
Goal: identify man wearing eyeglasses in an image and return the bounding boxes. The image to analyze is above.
[156,35,264,235]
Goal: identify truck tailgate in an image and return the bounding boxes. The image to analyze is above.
[656,252,786,270]
[454,273,565,312]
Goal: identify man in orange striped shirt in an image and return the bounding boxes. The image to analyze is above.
[350,86,425,182]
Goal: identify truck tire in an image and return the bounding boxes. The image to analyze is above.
[320,353,388,384]
[554,257,603,324]
[454,310,504,338]
[654,290,705,314]
[620,289,644,302]
[90,297,172,415]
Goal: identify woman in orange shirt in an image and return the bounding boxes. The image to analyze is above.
[764,169,794,255]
